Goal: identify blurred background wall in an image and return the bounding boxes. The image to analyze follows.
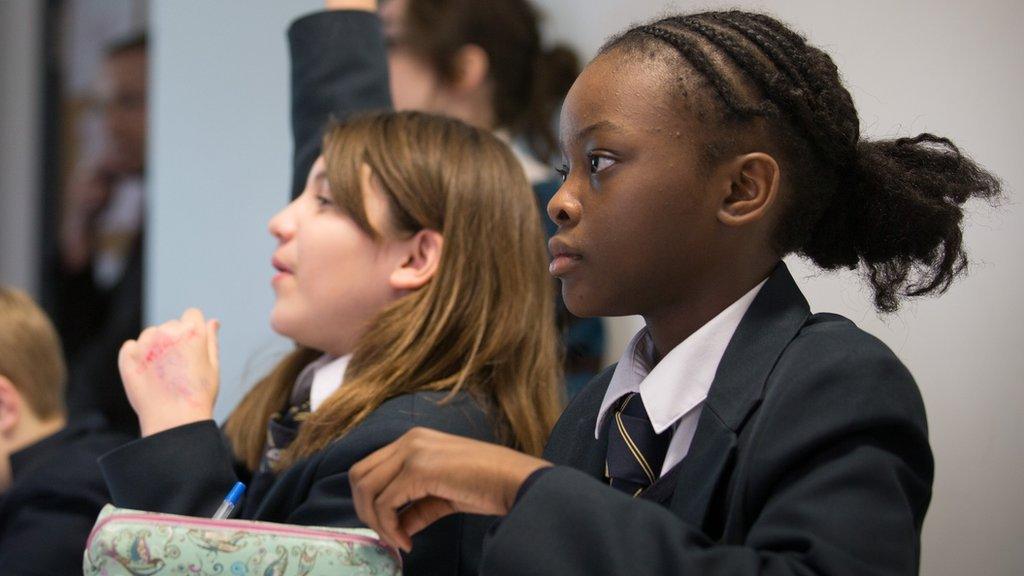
[0,2,44,295]
[1,1,1020,573]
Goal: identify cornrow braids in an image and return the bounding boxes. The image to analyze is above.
[601,11,1001,312]
[635,24,763,119]
[673,13,858,172]
[708,12,807,91]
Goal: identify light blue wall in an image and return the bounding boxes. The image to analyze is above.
[149,0,319,421]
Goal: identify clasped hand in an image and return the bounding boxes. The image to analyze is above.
[118,308,220,437]
[349,427,552,553]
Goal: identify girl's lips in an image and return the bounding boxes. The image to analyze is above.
[271,254,294,273]
[547,236,582,276]
[549,253,582,277]
[271,255,293,285]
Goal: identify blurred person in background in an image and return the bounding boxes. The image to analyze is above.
[55,33,147,436]
[0,286,130,574]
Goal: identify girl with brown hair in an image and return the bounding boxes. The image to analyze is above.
[293,0,604,396]
[98,111,561,576]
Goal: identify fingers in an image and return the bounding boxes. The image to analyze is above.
[350,428,464,552]
[349,428,548,554]
[399,497,458,539]
[118,340,138,377]
[137,326,158,345]
[181,307,206,328]
[372,465,427,552]
[350,440,406,545]
[206,319,220,369]
[325,0,378,12]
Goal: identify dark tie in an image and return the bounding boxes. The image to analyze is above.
[605,392,672,496]
[258,362,316,472]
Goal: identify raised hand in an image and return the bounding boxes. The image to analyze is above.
[325,0,378,11]
[118,308,221,437]
[349,427,552,552]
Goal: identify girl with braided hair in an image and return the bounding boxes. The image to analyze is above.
[346,10,1001,576]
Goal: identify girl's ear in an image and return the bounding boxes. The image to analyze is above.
[389,229,444,291]
[450,44,491,93]
[0,376,23,436]
[717,152,781,227]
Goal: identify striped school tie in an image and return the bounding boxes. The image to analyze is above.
[258,362,316,472]
[605,392,672,496]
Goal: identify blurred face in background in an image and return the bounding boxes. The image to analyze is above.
[99,47,147,174]
[380,0,448,113]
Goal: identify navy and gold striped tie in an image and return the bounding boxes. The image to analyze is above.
[605,392,672,496]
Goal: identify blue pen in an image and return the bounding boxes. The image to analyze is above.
[212,482,246,520]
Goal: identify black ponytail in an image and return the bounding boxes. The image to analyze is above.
[802,134,1001,311]
[602,11,1002,312]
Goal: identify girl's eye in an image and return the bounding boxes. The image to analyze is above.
[555,164,569,183]
[588,154,615,174]
[315,194,335,209]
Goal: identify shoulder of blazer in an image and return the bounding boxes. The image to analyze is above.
[308,391,500,479]
[352,390,497,443]
[5,423,128,508]
[766,311,928,430]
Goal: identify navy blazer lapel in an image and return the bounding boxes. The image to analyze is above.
[668,409,736,529]
[575,416,611,480]
[669,263,811,530]
[543,366,614,479]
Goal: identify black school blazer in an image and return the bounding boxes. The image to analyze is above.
[100,391,498,576]
[481,263,933,575]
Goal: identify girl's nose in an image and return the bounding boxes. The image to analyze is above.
[268,198,299,241]
[547,180,581,228]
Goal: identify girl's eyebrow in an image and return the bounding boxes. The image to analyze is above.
[562,120,625,148]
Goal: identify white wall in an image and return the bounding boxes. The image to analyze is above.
[532,1,1024,574]
[151,1,1022,573]
[0,1,43,295]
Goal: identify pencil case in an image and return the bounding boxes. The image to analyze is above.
[83,504,402,575]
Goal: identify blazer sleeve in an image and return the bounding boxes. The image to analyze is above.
[286,392,495,524]
[262,393,498,576]
[481,329,933,576]
[288,10,393,198]
[99,420,240,517]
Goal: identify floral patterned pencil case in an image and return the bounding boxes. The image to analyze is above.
[83,504,402,575]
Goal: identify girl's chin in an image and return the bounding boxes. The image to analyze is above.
[268,308,294,339]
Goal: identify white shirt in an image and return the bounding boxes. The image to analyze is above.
[595,279,767,476]
[93,176,144,289]
[305,354,351,412]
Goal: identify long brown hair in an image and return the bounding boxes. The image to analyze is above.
[225,111,562,471]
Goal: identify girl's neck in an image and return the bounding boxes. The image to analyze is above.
[642,262,776,361]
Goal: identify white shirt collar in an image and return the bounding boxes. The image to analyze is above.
[595,279,768,438]
[309,354,351,412]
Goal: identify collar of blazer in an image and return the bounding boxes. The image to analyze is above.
[544,262,811,531]
[669,262,810,530]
